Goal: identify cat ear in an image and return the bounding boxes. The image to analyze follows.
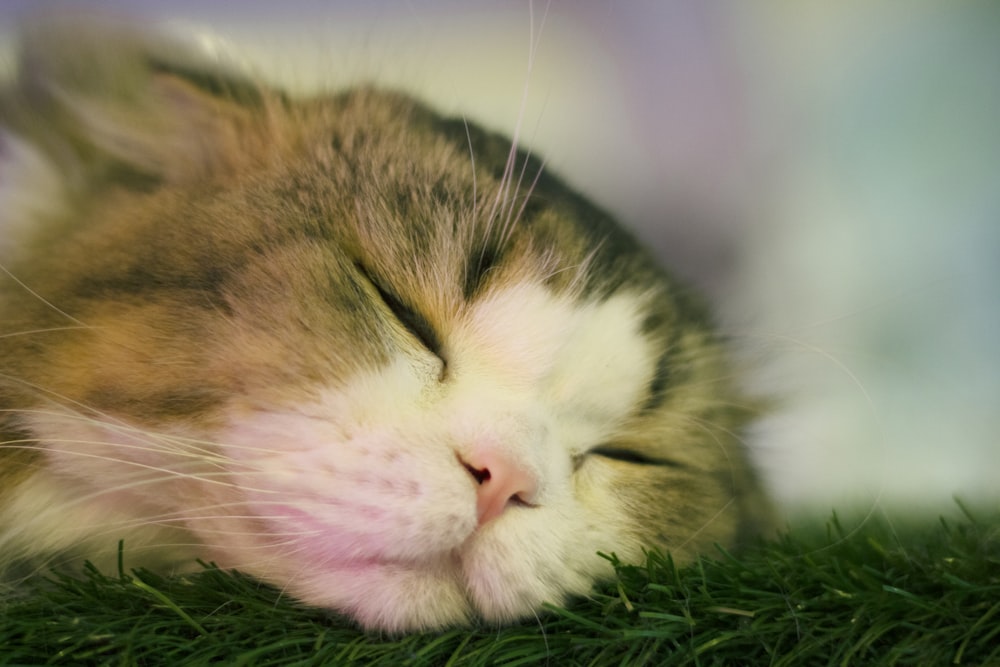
[2,14,269,187]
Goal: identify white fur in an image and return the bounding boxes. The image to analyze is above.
[4,410,222,572]
[0,131,69,264]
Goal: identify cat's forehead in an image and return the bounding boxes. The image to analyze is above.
[258,101,588,315]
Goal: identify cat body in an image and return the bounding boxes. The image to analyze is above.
[0,19,765,631]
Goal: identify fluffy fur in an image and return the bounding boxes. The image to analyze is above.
[0,18,767,632]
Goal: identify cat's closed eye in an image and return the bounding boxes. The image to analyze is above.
[591,446,676,466]
[355,261,447,378]
[572,446,684,471]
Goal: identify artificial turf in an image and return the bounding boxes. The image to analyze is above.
[2,503,997,666]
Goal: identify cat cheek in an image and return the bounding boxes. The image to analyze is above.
[217,412,482,555]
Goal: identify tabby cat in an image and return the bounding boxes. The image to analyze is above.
[0,18,767,631]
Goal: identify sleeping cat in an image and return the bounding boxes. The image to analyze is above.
[0,18,768,632]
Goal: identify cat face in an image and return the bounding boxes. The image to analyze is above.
[0,19,765,631]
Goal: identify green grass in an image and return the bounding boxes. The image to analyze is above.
[2,504,998,666]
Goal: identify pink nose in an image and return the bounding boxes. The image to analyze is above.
[460,450,539,526]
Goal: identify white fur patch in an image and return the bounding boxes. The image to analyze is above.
[0,469,192,573]
[0,131,69,264]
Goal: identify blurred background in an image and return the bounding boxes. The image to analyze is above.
[2,1,998,519]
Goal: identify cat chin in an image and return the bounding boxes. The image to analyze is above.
[264,523,605,633]
[281,557,474,632]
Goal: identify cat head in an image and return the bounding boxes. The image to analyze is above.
[0,17,767,631]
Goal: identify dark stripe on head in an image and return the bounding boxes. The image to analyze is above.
[640,350,673,414]
[463,243,503,301]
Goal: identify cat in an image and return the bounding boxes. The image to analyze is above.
[0,17,769,632]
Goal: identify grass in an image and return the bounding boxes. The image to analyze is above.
[2,503,998,666]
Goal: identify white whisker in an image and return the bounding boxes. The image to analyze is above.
[0,262,88,326]
[504,157,545,242]
[1,441,276,494]
[0,325,95,340]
